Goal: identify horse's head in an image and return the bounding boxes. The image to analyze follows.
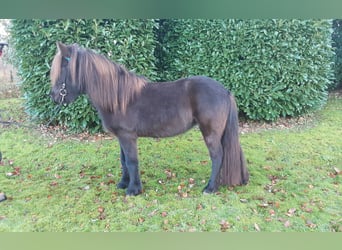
[50,42,82,105]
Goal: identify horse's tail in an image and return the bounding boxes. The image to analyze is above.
[218,93,249,187]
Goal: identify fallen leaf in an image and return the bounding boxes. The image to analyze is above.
[263,166,272,170]
[301,203,313,213]
[98,213,106,220]
[306,220,317,228]
[98,206,106,220]
[333,167,341,175]
[278,217,286,222]
[148,209,158,217]
[50,181,58,186]
[6,166,21,176]
[219,220,231,232]
[54,174,62,179]
[196,203,204,210]
[284,220,291,228]
[181,192,188,198]
[258,203,269,208]
[304,207,313,213]
[0,193,6,202]
[286,208,296,217]
[269,209,276,216]
[106,179,115,185]
[161,211,168,217]
[265,217,272,222]
[164,169,175,179]
[254,223,261,232]
[13,167,21,175]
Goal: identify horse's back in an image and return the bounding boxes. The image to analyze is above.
[187,76,229,97]
[186,76,230,112]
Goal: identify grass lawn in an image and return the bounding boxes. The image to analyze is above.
[0,96,341,232]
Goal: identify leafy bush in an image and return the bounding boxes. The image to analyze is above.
[10,19,158,132]
[332,19,342,88]
[159,19,334,120]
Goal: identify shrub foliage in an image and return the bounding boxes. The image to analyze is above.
[159,19,334,120]
[10,19,334,131]
[332,19,342,88]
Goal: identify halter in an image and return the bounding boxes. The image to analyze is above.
[59,83,67,104]
[58,56,71,104]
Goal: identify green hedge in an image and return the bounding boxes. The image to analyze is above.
[333,19,342,88]
[159,19,334,120]
[10,19,157,132]
[10,19,334,132]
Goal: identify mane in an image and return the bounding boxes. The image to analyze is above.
[50,44,147,113]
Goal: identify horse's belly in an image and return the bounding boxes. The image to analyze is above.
[137,112,196,138]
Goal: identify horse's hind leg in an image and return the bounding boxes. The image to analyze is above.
[202,132,223,193]
[117,147,130,189]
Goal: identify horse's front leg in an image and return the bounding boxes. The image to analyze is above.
[117,146,130,189]
[117,134,142,196]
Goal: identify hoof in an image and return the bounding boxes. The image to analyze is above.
[117,183,128,189]
[117,181,129,189]
[125,188,142,196]
[203,184,218,194]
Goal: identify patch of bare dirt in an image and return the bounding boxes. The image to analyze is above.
[239,114,316,134]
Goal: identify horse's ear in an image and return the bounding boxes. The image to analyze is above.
[56,41,70,57]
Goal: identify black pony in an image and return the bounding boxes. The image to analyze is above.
[50,42,249,195]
